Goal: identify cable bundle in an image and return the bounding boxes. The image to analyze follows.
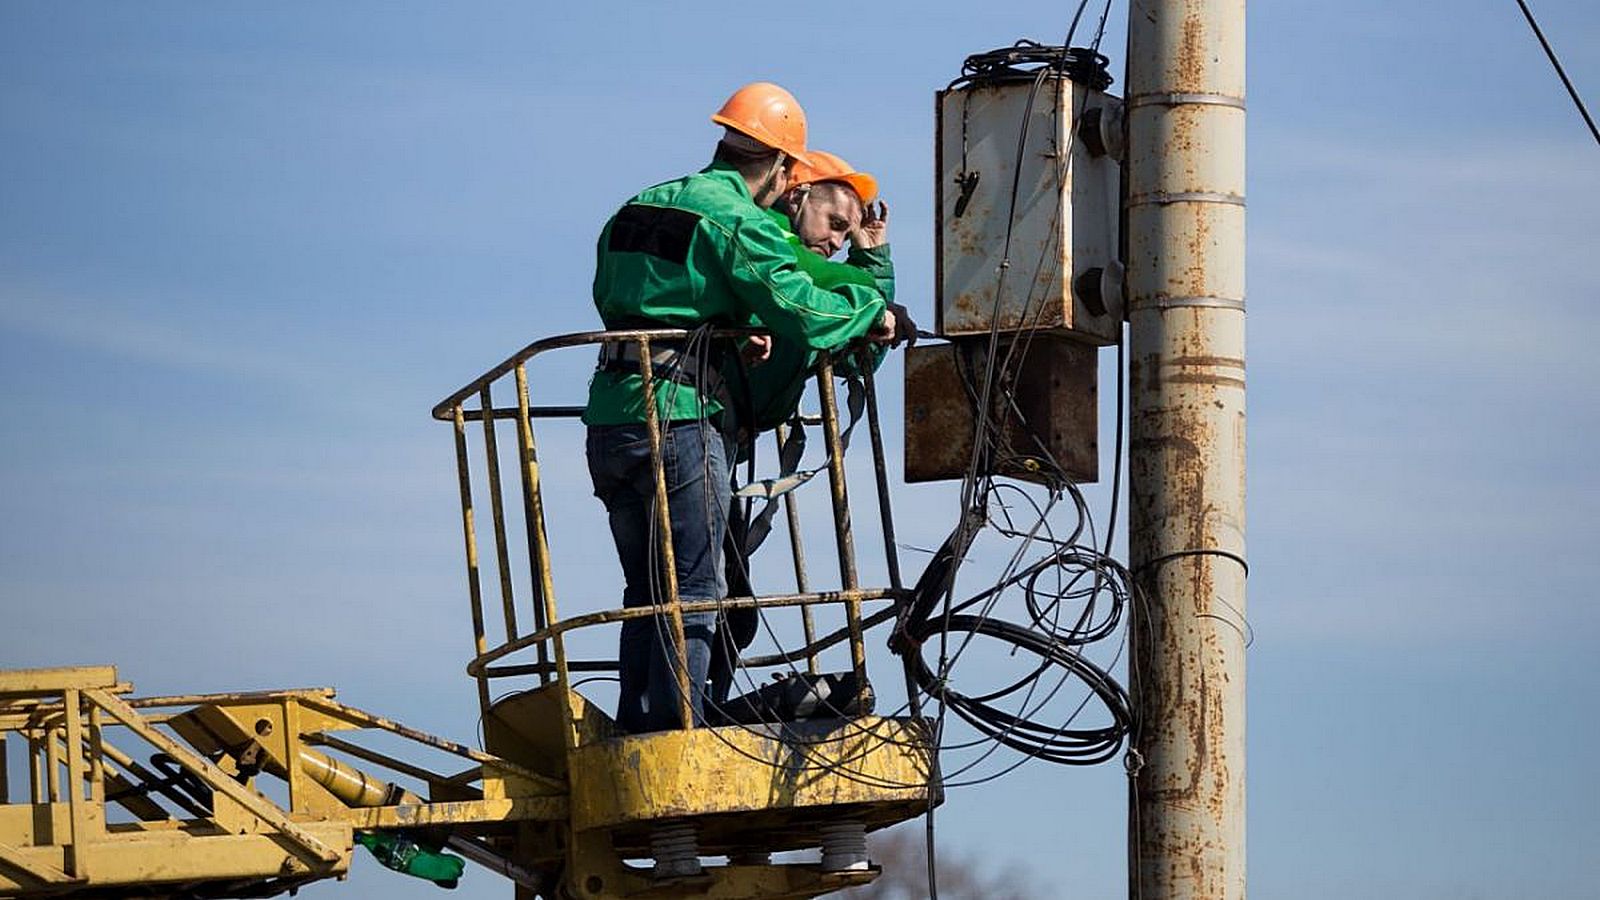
[949,39,1113,92]
[892,486,1136,774]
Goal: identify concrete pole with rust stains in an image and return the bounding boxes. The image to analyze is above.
[1124,0,1247,896]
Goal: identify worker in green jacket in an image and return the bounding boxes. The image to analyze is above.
[583,83,899,735]
[712,150,915,710]
[731,149,912,432]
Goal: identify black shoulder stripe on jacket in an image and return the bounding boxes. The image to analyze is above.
[608,204,700,264]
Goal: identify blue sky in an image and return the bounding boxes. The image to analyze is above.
[3,2,1598,898]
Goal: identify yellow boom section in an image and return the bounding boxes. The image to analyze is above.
[1,665,935,899]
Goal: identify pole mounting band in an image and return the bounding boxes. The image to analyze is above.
[1127,190,1246,208]
[1127,91,1247,111]
[1128,295,1246,312]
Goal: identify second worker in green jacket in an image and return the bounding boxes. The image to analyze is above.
[729,148,913,433]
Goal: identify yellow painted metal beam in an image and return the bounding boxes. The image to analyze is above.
[61,690,89,879]
[345,796,566,830]
[0,838,80,886]
[295,694,566,794]
[125,687,336,708]
[0,668,117,697]
[0,824,352,895]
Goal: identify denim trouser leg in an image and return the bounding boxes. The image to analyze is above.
[588,421,729,733]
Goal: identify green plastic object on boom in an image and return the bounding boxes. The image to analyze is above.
[355,831,466,889]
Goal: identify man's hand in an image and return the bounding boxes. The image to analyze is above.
[741,334,773,366]
[885,302,918,348]
[849,200,889,251]
[867,306,898,345]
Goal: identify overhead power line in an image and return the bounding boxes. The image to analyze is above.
[1514,0,1600,147]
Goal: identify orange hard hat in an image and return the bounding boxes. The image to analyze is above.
[789,149,879,205]
[711,82,810,164]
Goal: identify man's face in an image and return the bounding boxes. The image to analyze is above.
[789,183,862,258]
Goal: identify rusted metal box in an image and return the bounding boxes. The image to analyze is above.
[903,334,1098,485]
[935,78,1122,344]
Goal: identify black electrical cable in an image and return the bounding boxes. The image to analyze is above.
[895,534,1135,768]
[1514,0,1600,147]
[903,15,1132,770]
[925,31,1086,880]
[949,39,1114,92]
[902,8,1132,890]
[903,614,1131,765]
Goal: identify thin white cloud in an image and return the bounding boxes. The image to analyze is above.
[1250,134,1600,382]
[0,289,320,388]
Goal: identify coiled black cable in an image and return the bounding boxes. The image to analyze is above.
[948,39,1114,92]
[891,506,1136,770]
[903,611,1131,766]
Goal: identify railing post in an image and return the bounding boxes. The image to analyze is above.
[62,689,87,876]
[859,352,926,721]
[816,357,866,685]
[774,423,819,676]
[478,384,520,643]
[857,355,903,592]
[86,704,104,808]
[514,364,560,690]
[637,337,696,730]
[452,406,494,715]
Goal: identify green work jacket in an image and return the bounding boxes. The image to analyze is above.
[727,209,896,432]
[583,163,887,426]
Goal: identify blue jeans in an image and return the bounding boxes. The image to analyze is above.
[587,421,731,733]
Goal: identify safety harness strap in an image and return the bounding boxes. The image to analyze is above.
[736,374,867,554]
[596,340,733,412]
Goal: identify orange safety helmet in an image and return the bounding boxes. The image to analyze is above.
[789,149,879,205]
[710,82,810,164]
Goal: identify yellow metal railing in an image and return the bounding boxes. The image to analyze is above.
[432,329,907,733]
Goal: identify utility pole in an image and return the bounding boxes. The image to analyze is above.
[1125,0,1247,896]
